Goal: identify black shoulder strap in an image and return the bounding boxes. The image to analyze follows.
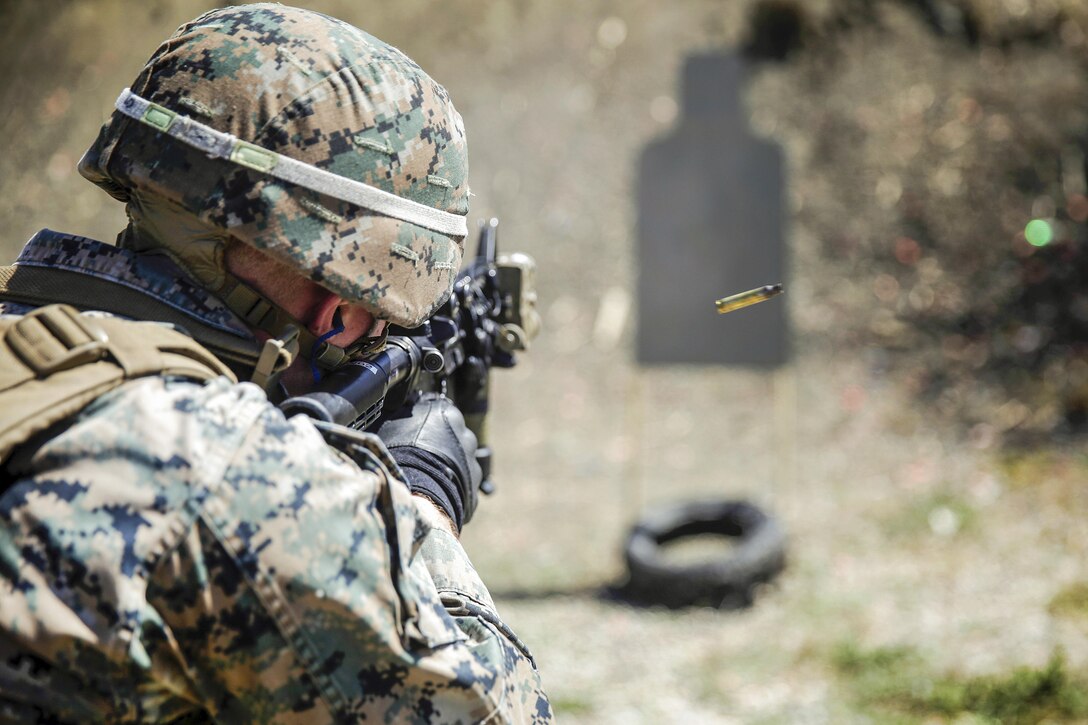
[0,264,261,368]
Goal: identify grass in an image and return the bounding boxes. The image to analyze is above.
[881,491,977,541]
[1049,582,1088,621]
[997,449,1088,490]
[550,695,593,716]
[832,642,1088,723]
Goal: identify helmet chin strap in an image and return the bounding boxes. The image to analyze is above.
[216,271,388,376]
[117,193,386,390]
[310,308,346,383]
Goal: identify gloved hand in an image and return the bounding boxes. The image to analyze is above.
[375,393,482,532]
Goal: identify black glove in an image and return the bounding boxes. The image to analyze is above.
[375,393,482,531]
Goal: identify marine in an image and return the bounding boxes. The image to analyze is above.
[0,5,552,722]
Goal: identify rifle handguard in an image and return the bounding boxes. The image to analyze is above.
[279,336,421,429]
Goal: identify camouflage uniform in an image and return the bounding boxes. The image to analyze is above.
[0,231,551,722]
[0,4,552,722]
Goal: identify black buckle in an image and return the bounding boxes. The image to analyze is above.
[8,304,109,376]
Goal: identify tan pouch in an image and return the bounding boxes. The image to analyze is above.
[0,304,235,464]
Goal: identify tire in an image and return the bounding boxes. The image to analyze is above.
[618,499,786,609]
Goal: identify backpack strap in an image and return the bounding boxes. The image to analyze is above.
[0,264,263,368]
[0,264,298,390]
[0,304,236,464]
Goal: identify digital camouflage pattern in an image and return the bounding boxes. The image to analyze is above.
[0,376,551,723]
[10,229,251,337]
[79,4,470,328]
[0,232,552,722]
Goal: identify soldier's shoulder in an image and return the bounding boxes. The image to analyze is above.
[3,229,251,334]
[84,375,272,455]
[3,377,274,506]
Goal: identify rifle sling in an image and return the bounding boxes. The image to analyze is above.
[0,265,261,368]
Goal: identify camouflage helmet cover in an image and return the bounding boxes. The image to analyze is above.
[79,3,469,328]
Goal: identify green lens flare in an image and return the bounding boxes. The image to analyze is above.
[1025,219,1053,247]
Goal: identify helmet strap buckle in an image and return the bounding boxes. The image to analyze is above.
[251,324,299,392]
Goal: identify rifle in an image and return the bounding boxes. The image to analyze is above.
[279,218,540,494]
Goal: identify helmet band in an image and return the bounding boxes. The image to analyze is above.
[113,88,468,238]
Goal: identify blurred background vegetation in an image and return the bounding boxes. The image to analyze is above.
[1,0,1086,722]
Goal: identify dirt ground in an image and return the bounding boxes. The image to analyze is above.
[1,1,1086,722]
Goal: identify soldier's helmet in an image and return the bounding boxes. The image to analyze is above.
[79,3,469,329]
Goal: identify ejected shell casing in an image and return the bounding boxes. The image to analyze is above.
[715,284,784,314]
